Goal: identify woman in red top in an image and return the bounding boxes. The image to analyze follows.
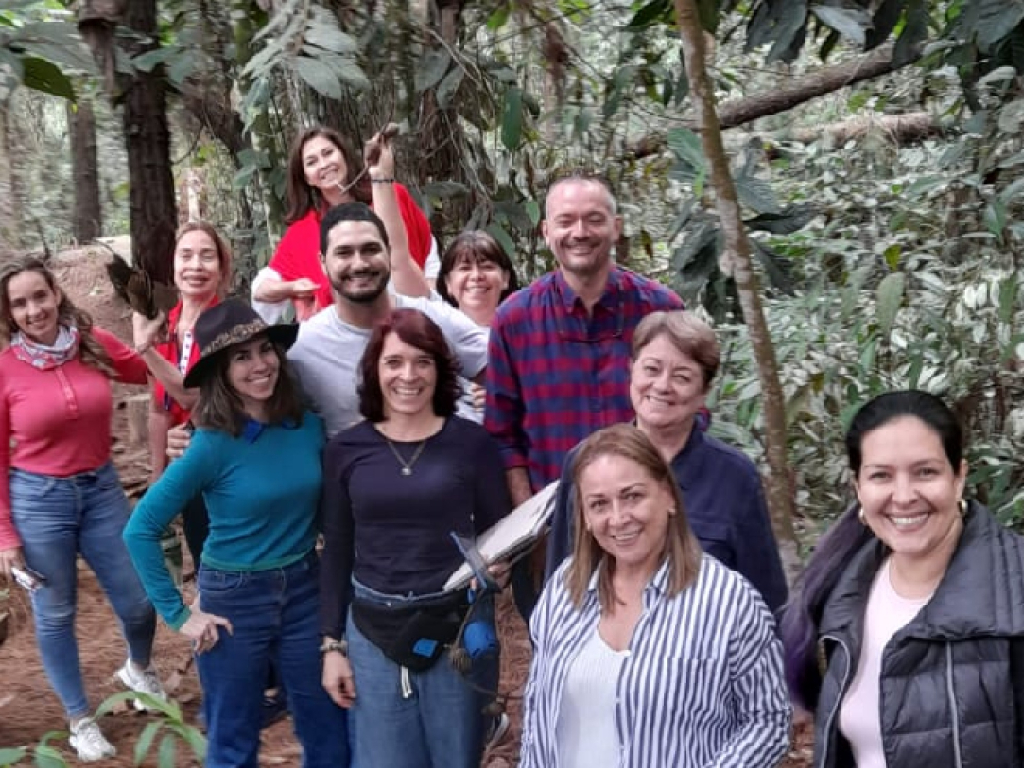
[0,256,189,761]
[140,221,232,561]
[251,125,434,321]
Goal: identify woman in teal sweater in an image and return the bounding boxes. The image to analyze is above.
[124,300,348,768]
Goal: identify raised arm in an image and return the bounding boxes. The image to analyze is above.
[366,132,429,299]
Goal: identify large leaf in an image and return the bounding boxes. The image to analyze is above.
[735,175,780,214]
[22,54,74,100]
[500,86,523,151]
[295,56,341,99]
[319,54,368,89]
[975,0,1024,51]
[672,220,720,274]
[436,67,464,108]
[0,748,28,766]
[810,5,871,47]
[893,0,928,67]
[31,746,65,768]
[303,17,357,55]
[745,205,816,234]
[628,0,672,29]
[415,49,451,93]
[751,240,793,293]
[865,0,905,49]
[12,21,96,73]
[875,272,906,339]
[666,127,705,172]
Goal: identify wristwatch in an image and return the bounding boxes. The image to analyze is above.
[320,637,348,657]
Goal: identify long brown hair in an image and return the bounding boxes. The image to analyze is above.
[191,335,305,436]
[0,255,115,377]
[566,424,702,610]
[174,221,234,296]
[285,126,370,225]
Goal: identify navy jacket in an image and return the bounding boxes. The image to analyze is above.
[544,426,788,614]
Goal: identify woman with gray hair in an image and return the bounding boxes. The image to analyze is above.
[545,310,788,614]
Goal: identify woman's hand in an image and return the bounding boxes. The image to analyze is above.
[365,125,397,180]
[322,651,357,709]
[179,607,233,655]
[132,310,166,353]
[0,547,25,580]
[289,277,320,299]
[165,425,192,461]
[468,382,487,413]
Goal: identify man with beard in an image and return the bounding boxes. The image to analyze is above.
[485,172,683,617]
[287,203,487,437]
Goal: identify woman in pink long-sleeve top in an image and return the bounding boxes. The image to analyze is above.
[0,255,183,761]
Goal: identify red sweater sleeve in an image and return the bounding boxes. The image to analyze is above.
[94,328,149,385]
[395,183,432,269]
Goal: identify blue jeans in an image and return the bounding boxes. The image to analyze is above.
[9,463,157,719]
[347,582,498,768]
[196,553,349,768]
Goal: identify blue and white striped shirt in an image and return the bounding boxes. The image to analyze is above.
[520,555,791,768]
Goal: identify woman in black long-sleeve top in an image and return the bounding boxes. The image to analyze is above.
[319,307,512,768]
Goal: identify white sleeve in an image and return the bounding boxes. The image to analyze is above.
[417,297,488,378]
[424,236,441,280]
[251,267,287,324]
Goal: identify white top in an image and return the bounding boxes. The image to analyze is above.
[556,630,628,768]
[287,293,488,438]
[839,558,931,768]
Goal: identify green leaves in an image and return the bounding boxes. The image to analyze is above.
[21,55,72,99]
[295,56,342,99]
[810,5,872,47]
[974,0,1024,51]
[501,86,524,151]
[875,272,906,339]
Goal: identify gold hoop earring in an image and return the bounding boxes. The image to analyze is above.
[857,506,866,525]
[959,499,967,517]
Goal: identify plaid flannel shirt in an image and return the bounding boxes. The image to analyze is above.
[484,267,683,490]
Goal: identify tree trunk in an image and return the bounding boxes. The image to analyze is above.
[122,0,177,285]
[628,42,923,159]
[68,97,103,242]
[0,103,17,249]
[674,0,802,584]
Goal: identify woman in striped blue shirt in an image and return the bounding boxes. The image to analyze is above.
[521,424,790,768]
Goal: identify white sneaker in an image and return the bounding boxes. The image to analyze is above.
[69,717,116,762]
[116,660,167,711]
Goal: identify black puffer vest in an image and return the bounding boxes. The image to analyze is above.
[814,502,1024,768]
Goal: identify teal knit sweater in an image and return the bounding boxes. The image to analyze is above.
[124,412,324,629]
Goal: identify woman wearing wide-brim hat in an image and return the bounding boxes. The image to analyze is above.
[124,299,351,768]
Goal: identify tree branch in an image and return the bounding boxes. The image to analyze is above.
[628,42,923,159]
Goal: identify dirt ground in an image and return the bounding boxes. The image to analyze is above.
[0,247,813,766]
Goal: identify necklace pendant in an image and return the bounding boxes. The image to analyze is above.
[401,467,412,476]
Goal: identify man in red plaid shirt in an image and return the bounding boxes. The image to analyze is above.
[484,172,682,617]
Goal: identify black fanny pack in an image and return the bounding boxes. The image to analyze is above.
[353,590,469,673]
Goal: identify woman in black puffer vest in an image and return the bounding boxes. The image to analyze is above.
[781,390,1024,768]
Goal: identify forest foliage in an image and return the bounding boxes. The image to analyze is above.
[2,0,1024,535]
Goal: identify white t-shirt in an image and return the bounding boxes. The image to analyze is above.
[287,294,488,438]
[839,558,931,768]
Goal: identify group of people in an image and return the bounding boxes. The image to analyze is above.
[2,119,1024,768]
